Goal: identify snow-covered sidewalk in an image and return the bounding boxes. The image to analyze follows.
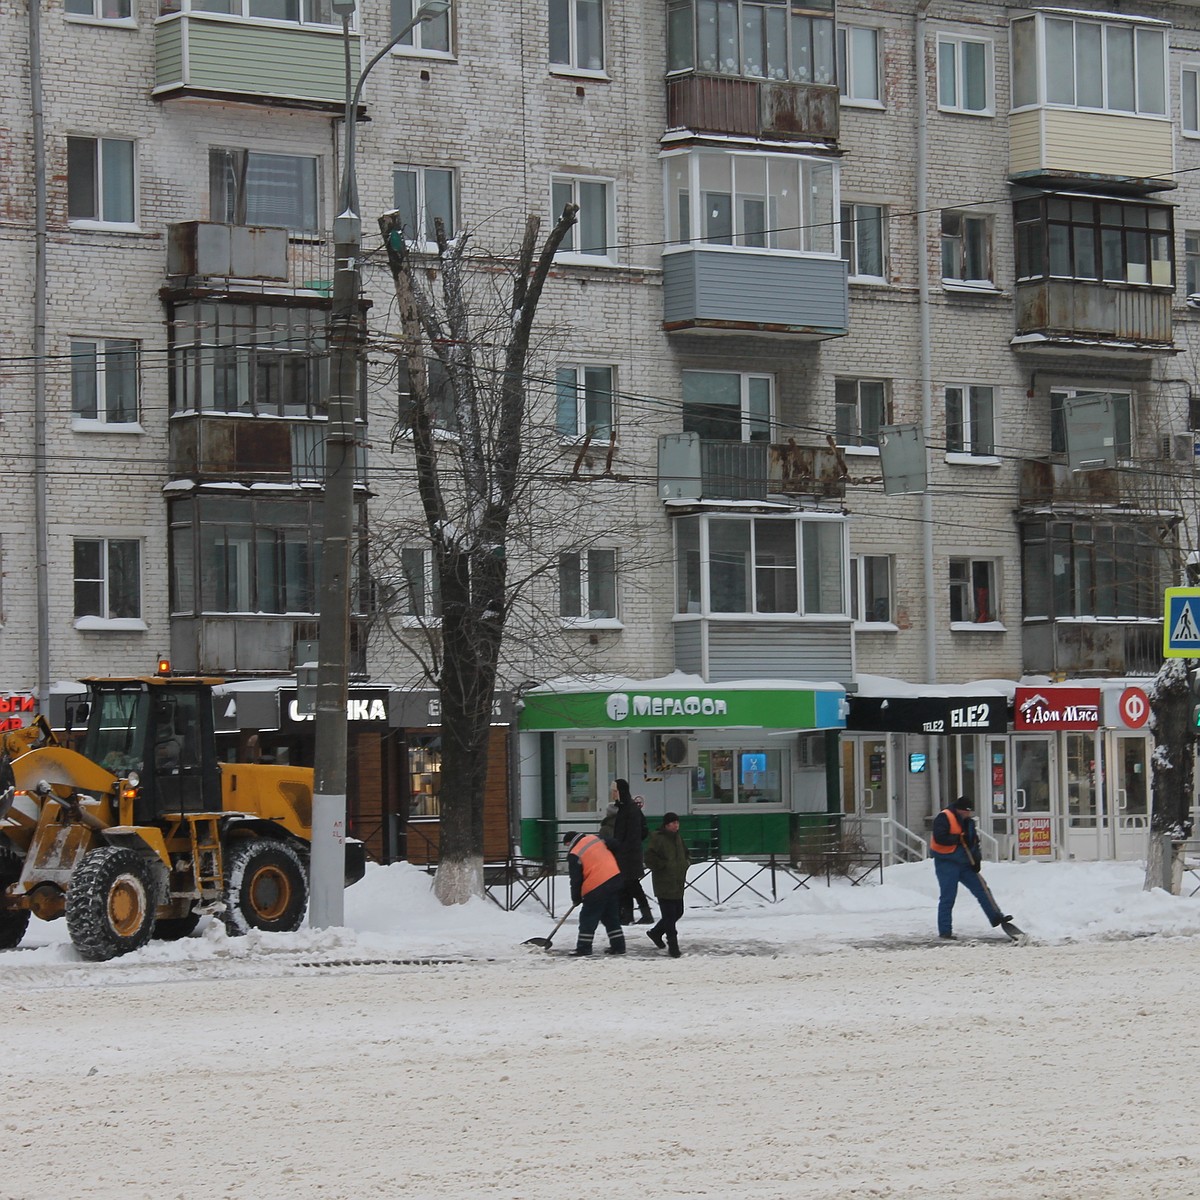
[4,861,1200,1200]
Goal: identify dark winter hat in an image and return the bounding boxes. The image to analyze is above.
[561,831,580,847]
[952,796,975,812]
[662,812,680,825]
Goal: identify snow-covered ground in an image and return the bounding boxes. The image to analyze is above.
[5,859,1200,1198]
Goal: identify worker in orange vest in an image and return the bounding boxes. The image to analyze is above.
[930,796,1011,939]
[562,831,626,956]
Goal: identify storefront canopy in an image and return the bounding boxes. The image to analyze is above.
[519,676,846,732]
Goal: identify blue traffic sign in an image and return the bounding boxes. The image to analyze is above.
[1164,588,1200,657]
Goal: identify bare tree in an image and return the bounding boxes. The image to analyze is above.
[375,204,600,904]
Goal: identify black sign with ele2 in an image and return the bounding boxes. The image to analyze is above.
[847,696,1008,735]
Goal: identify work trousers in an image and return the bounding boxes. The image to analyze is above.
[934,855,1004,937]
[576,875,626,954]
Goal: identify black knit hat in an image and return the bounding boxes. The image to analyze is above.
[662,812,680,825]
[952,796,975,812]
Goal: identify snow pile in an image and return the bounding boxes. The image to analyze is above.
[11,856,1200,966]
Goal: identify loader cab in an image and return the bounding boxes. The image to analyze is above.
[80,679,222,823]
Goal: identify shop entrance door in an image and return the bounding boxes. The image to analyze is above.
[560,738,620,820]
[1105,733,1151,860]
[841,735,892,820]
[987,736,1057,859]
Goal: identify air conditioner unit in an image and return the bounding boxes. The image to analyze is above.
[796,732,827,768]
[1162,431,1199,464]
[653,732,698,770]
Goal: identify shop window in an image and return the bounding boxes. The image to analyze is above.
[409,736,441,817]
[692,747,785,807]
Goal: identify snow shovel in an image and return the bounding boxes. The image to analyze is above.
[963,843,1024,941]
[523,903,578,950]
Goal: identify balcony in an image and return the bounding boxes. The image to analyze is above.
[663,249,848,337]
[169,414,366,485]
[659,435,847,502]
[1018,457,1183,513]
[153,12,355,110]
[1022,619,1162,678]
[666,74,839,144]
[1013,280,1174,352]
[1009,108,1173,192]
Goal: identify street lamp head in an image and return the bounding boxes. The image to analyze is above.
[331,0,355,15]
[416,0,450,18]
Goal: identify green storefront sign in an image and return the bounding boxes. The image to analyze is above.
[520,685,844,731]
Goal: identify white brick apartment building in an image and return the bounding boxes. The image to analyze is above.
[3,0,1200,864]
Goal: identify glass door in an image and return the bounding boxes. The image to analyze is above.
[560,738,619,819]
[840,735,890,856]
[1107,733,1150,860]
[1012,736,1057,859]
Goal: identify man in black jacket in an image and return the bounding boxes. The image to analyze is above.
[929,796,1011,939]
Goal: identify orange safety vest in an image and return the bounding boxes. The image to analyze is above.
[930,808,965,855]
[571,833,622,895]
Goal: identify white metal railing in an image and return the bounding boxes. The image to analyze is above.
[852,816,928,865]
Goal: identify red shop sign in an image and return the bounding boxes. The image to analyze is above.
[1014,687,1100,731]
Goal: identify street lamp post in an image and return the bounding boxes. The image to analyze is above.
[309,0,451,929]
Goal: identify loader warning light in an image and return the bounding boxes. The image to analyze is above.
[156,656,171,676]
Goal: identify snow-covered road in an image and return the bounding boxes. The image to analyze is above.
[4,931,1200,1199]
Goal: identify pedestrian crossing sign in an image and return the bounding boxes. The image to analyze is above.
[1164,588,1200,656]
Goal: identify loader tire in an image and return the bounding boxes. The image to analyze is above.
[0,843,29,950]
[222,839,307,936]
[153,912,201,941]
[65,846,157,962]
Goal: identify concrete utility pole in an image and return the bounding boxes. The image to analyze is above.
[309,0,451,929]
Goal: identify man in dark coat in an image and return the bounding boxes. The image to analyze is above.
[611,779,653,925]
[643,812,691,957]
[930,796,1011,939]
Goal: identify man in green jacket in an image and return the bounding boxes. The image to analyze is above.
[643,813,690,958]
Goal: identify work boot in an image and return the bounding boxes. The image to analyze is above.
[570,947,592,956]
[604,945,626,955]
[646,928,665,949]
[939,932,955,940]
[636,912,655,925]
[668,944,681,958]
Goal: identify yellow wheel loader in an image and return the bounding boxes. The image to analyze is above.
[0,674,365,961]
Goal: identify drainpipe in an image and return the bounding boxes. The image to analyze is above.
[916,0,940,806]
[29,0,50,715]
